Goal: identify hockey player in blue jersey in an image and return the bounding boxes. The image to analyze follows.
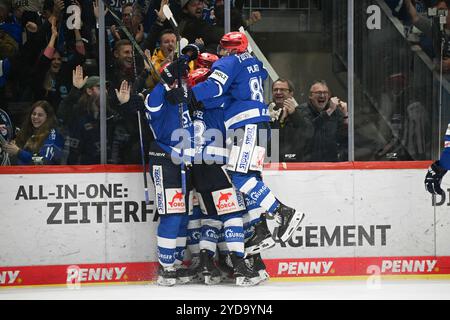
[425,128,450,195]
[193,53,276,262]
[188,67,263,286]
[143,63,196,286]
[166,31,305,245]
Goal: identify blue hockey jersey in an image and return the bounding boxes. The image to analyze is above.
[17,128,64,165]
[192,94,231,164]
[191,52,269,130]
[145,83,194,162]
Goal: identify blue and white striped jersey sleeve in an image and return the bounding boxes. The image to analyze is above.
[144,83,166,119]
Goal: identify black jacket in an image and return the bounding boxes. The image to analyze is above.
[269,106,313,162]
[297,101,348,162]
[177,12,222,53]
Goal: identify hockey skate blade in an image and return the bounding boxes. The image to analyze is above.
[235,276,261,287]
[157,276,176,287]
[191,273,205,284]
[280,212,305,243]
[177,276,193,285]
[245,237,276,256]
[204,275,221,285]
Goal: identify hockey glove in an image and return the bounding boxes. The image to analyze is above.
[160,58,190,86]
[181,43,204,61]
[425,161,448,195]
[166,87,191,105]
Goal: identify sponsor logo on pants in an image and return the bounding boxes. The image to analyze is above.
[212,188,245,215]
[153,166,165,214]
[166,189,186,214]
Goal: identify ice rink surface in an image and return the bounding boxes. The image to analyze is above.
[1,279,450,300]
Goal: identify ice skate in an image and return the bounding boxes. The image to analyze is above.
[175,264,196,285]
[217,253,235,283]
[251,253,270,282]
[274,204,305,243]
[230,253,261,287]
[156,265,177,287]
[199,249,222,285]
[187,254,204,283]
[245,216,276,255]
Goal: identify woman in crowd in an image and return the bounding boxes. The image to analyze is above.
[1,100,64,165]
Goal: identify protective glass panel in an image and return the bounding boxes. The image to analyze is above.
[248,0,349,162]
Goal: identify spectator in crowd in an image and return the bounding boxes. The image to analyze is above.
[212,0,262,31]
[142,29,177,91]
[0,1,22,46]
[298,80,348,162]
[93,4,151,165]
[142,0,172,54]
[1,100,64,165]
[141,27,198,92]
[177,0,222,52]
[0,107,14,165]
[30,6,86,112]
[110,2,145,45]
[404,0,450,72]
[0,54,10,81]
[268,78,313,162]
[59,66,121,164]
[107,36,145,99]
[8,1,55,102]
[58,64,147,164]
[99,0,137,27]
[0,1,19,104]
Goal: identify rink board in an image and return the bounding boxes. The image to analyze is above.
[1,161,450,287]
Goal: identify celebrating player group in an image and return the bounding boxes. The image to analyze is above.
[138,31,305,287]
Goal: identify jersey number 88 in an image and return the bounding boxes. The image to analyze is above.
[249,77,264,103]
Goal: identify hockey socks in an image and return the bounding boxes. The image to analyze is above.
[157,215,186,268]
[199,217,222,255]
[221,213,245,256]
[186,205,203,256]
[229,173,280,215]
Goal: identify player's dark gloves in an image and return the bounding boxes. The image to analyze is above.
[425,161,448,195]
[181,43,204,61]
[166,87,191,105]
[160,58,190,86]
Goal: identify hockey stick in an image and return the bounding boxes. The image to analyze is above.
[434,18,447,257]
[99,0,153,203]
[127,20,150,205]
[163,4,188,196]
[137,110,150,204]
[128,20,150,206]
